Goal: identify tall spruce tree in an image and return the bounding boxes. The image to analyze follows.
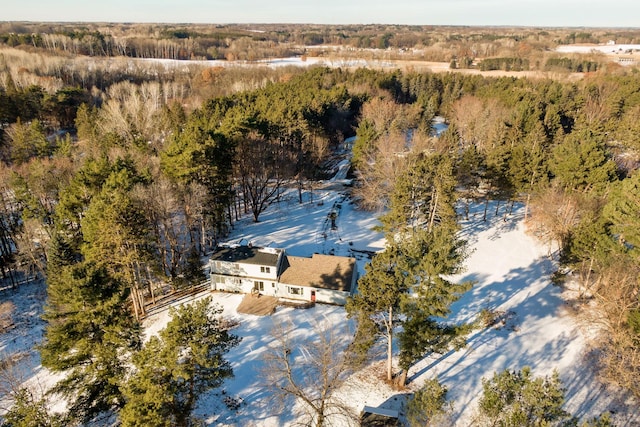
[381,153,458,235]
[40,155,153,422]
[40,261,140,423]
[397,225,471,384]
[80,164,155,319]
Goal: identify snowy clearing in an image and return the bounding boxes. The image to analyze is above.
[1,187,638,425]
[147,190,638,425]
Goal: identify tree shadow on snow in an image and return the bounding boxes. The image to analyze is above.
[457,200,524,247]
[449,253,557,326]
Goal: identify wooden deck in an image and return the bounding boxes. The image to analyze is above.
[236,293,279,316]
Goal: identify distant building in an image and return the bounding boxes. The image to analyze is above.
[209,245,357,305]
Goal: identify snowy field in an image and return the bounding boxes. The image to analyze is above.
[556,44,640,54]
[132,56,398,70]
[1,186,639,425]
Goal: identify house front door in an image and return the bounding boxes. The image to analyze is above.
[311,290,316,302]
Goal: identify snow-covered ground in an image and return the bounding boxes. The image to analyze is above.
[2,187,638,425]
[146,192,638,425]
[556,43,640,54]
[132,55,398,70]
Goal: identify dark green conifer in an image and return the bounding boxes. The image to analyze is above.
[120,298,240,427]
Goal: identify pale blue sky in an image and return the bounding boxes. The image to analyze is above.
[3,0,639,27]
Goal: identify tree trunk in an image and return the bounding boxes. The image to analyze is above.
[227,203,233,229]
[483,196,489,222]
[503,199,510,221]
[396,369,408,388]
[298,179,303,204]
[386,305,393,382]
[524,192,531,222]
[147,266,156,305]
[428,189,439,233]
[130,287,140,320]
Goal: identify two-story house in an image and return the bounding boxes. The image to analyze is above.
[210,245,284,294]
[209,245,357,305]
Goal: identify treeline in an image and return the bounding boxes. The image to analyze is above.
[450,56,601,73]
[478,57,530,71]
[545,56,601,72]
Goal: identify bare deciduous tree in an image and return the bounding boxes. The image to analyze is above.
[449,96,509,152]
[526,187,586,253]
[261,319,358,427]
[584,258,640,398]
[235,131,294,222]
[353,130,409,211]
[361,97,422,134]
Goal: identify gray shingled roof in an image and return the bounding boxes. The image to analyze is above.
[279,254,356,292]
[210,246,282,267]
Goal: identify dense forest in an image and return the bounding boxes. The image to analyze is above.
[0,23,639,425]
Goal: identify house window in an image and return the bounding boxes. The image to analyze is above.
[287,286,303,295]
[214,275,225,284]
[260,266,271,274]
[254,281,264,291]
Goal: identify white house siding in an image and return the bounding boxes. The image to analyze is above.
[275,283,307,301]
[315,288,350,305]
[210,260,278,281]
[211,274,244,293]
[274,282,350,305]
[211,274,278,295]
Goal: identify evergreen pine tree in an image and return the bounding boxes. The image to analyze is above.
[1,388,65,427]
[40,261,140,423]
[550,128,617,193]
[346,243,410,381]
[604,172,640,256]
[476,367,571,426]
[351,119,379,170]
[381,152,457,235]
[406,378,452,427]
[161,116,235,245]
[120,297,240,427]
[349,151,471,386]
[398,226,471,382]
